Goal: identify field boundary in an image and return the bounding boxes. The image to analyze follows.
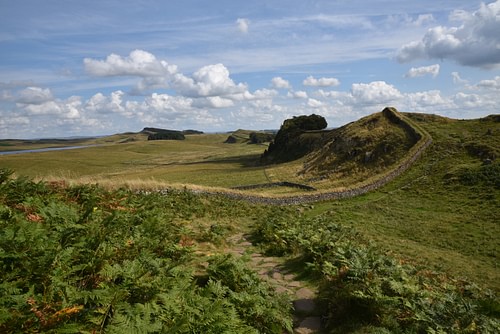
[231,181,316,191]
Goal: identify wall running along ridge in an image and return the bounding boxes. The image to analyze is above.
[163,108,433,205]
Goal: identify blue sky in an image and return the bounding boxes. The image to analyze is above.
[1,0,499,138]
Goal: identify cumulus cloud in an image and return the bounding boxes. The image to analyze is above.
[396,1,500,68]
[84,50,180,94]
[303,75,340,87]
[177,63,247,97]
[84,49,178,77]
[351,81,403,104]
[406,90,449,109]
[236,18,250,33]
[405,64,440,78]
[271,77,291,89]
[85,51,249,97]
[20,95,82,119]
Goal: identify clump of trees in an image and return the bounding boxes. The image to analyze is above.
[261,114,327,163]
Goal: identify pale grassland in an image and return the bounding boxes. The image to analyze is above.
[0,134,271,189]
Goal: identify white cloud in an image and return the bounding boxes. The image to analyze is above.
[477,76,500,90]
[303,75,340,87]
[386,13,435,28]
[85,51,249,97]
[144,93,193,114]
[84,49,178,77]
[307,98,324,108]
[236,18,250,34]
[351,81,403,104]
[396,1,500,68]
[271,77,291,89]
[84,90,131,117]
[406,90,449,108]
[287,90,308,99]
[17,87,54,104]
[405,64,440,78]
[453,92,484,108]
[250,88,279,100]
[132,76,169,95]
[20,95,82,119]
[181,63,248,97]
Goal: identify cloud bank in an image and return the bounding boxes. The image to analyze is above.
[397,0,500,68]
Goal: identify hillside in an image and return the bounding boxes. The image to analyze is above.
[302,108,420,179]
[0,109,499,333]
[262,107,430,193]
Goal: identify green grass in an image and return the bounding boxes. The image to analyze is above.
[1,112,498,294]
[0,134,269,188]
[306,114,499,292]
[0,111,498,332]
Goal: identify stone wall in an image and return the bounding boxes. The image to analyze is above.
[162,109,433,206]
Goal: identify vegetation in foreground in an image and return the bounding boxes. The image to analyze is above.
[255,209,499,333]
[0,169,293,333]
[1,109,498,332]
[1,170,498,333]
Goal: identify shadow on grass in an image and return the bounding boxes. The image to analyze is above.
[125,153,263,168]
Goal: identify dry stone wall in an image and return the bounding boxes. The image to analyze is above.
[168,109,433,206]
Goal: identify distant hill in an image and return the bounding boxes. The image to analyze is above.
[139,127,204,141]
[140,127,185,141]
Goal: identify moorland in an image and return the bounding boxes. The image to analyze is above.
[0,108,498,333]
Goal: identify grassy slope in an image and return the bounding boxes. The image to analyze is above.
[1,112,498,292]
[264,110,421,190]
[308,114,499,291]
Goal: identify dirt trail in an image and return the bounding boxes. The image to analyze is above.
[226,233,323,334]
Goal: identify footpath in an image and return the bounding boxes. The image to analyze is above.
[226,233,323,334]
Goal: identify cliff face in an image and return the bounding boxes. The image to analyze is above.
[260,114,327,164]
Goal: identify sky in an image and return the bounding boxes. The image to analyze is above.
[0,0,499,139]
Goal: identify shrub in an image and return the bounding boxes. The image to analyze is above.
[253,210,500,333]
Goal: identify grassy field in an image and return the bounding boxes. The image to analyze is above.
[0,134,269,188]
[1,113,498,294]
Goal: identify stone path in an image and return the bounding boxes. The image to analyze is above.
[226,233,323,334]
